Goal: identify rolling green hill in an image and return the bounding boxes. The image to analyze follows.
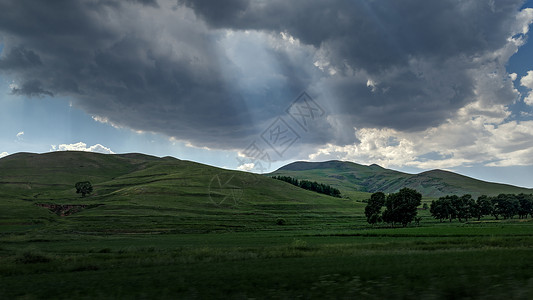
[0,152,361,233]
[2,152,533,299]
[269,160,533,198]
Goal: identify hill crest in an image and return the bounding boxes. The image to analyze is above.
[2,152,531,199]
[271,160,532,198]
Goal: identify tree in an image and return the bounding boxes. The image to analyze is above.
[457,194,475,222]
[365,192,385,225]
[475,195,493,221]
[430,195,459,222]
[272,176,341,197]
[517,193,533,219]
[493,194,519,219]
[430,197,452,222]
[430,193,531,222]
[382,188,422,227]
[448,195,462,222]
[75,181,93,197]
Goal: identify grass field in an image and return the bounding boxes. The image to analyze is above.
[1,152,533,299]
[2,221,533,299]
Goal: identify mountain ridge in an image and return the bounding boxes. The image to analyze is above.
[1,152,531,200]
[271,160,533,198]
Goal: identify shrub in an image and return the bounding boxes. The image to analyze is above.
[290,239,310,250]
[16,250,51,264]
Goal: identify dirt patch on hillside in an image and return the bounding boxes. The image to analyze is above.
[35,203,102,216]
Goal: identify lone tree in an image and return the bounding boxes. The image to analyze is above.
[75,181,93,197]
[365,192,385,225]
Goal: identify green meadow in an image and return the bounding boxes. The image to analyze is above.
[1,152,532,299]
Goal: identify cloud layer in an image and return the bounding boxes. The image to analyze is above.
[51,142,114,154]
[1,0,533,168]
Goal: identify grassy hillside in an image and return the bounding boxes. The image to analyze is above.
[270,160,533,198]
[1,152,533,299]
[0,152,363,233]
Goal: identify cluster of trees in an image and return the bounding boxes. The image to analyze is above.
[272,176,341,198]
[430,193,533,222]
[365,188,422,227]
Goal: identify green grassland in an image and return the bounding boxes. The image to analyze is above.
[1,152,533,299]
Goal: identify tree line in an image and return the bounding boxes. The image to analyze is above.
[430,193,533,222]
[365,188,422,227]
[272,176,341,198]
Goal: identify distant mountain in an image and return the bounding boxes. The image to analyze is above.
[270,160,533,198]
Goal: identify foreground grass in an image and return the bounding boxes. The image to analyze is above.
[1,193,532,299]
[1,223,533,299]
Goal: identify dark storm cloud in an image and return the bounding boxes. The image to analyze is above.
[0,0,527,151]
[181,0,524,131]
[180,0,518,61]
[11,79,53,97]
[131,0,159,7]
[0,46,42,69]
[178,0,249,26]
[0,0,263,148]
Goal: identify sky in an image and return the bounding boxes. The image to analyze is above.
[1,0,533,188]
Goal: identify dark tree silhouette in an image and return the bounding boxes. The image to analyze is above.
[430,193,532,222]
[272,176,341,198]
[75,181,93,197]
[430,197,453,222]
[365,192,385,225]
[382,188,422,227]
[517,193,533,219]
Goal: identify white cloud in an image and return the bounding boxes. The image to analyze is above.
[515,8,533,35]
[524,94,533,106]
[92,115,147,134]
[521,70,533,89]
[51,142,115,154]
[309,115,533,169]
[521,70,533,105]
[183,140,211,150]
[366,79,377,93]
[92,115,122,129]
[8,82,18,91]
[0,152,8,158]
[237,163,255,171]
[280,31,298,45]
